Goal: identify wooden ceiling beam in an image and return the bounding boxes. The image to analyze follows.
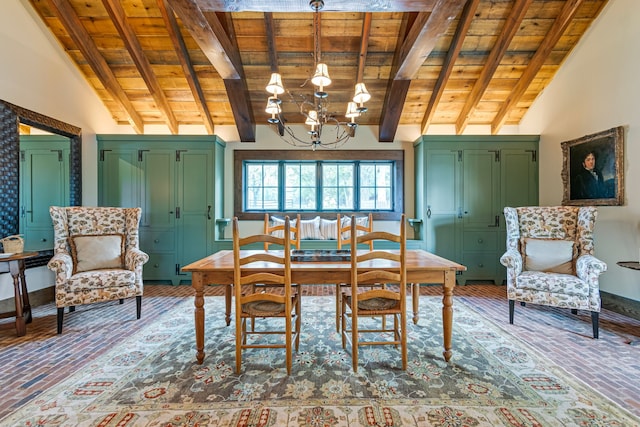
[455,0,534,135]
[158,0,215,135]
[167,0,255,141]
[103,0,179,135]
[379,0,466,142]
[356,13,372,84]
[491,0,586,134]
[47,0,144,134]
[193,0,439,12]
[421,0,480,134]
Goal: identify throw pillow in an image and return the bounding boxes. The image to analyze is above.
[341,216,370,240]
[523,238,574,274]
[269,216,296,240]
[70,234,125,274]
[320,218,338,240]
[298,216,322,240]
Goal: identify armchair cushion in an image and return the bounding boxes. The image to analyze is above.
[522,238,574,275]
[70,234,125,274]
[516,271,589,298]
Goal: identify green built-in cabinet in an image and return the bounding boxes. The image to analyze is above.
[19,136,70,251]
[414,135,539,284]
[97,135,225,285]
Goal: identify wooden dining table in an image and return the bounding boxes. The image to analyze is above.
[182,249,466,365]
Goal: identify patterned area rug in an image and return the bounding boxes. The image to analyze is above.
[2,297,638,426]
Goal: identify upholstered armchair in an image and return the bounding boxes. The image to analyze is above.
[500,206,607,338]
[48,206,149,333]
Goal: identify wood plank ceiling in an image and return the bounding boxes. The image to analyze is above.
[27,0,608,142]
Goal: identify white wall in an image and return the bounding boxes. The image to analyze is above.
[521,0,640,301]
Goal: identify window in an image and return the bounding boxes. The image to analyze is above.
[235,150,404,220]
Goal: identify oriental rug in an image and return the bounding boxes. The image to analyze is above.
[1,297,638,426]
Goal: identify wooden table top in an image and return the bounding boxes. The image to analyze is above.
[182,249,467,273]
[0,252,40,263]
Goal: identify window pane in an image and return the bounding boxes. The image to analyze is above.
[360,164,375,186]
[339,187,353,209]
[323,187,337,209]
[285,163,316,210]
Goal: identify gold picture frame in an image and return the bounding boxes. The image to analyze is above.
[561,126,624,206]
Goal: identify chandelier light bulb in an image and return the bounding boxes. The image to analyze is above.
[266,72,285,95]
[311,63,331,97]
[353,82,371,107]
[305,110,320,129]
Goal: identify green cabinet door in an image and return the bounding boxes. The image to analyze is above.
[176,149,213,276]
[20,137,69,251]
[99,149,140,207]
[141,150,175,229]
[425,149,461,263]
[462,150,500,229]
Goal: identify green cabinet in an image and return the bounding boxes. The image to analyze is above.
[19,136,70,251]
[414,135,539,284]
[98,136,225,285]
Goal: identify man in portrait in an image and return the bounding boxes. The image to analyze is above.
[571,150,612,199]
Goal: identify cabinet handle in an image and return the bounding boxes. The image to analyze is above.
[488,215,499,227]
[207,205,212,220]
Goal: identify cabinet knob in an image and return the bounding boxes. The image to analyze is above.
[154,239,159,243]
[478,263,484,268]
[154,264,159,268]
[41,238,47,242]
[477,238,483,244]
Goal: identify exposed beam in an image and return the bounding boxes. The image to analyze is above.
[491,0,585,134]
[379,0,465,142]
[193,0,439,12]
[264,12,278,73]
[455,0,534,134]
[166,0,242,79]
[158,0,215,135]
[356,13,372,84]
[103,0,179,135]
[167,0,255,141]
[47,0,144,134]
[421,0,480,134]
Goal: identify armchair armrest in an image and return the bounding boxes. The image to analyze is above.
[576,254,607,282]
[47,253,73,280]
[500,249,523,275]
[125,248,149,271]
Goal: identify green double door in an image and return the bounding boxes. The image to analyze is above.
[98,136,225,284]
[415,136,538,284]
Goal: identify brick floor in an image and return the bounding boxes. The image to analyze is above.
[0,284,638,419]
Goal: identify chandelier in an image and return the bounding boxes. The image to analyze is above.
[264,0,371,150]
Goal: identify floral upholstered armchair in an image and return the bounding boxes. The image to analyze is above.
[500,206,607,338]
[48,206,149,333]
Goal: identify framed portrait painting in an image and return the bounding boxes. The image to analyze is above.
[561,126,624,206]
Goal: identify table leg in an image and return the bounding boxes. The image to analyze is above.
[9,260,26,337]
[225,284,232,326]
[192,274,205,364]
[442,269,455,362]
[412,283,420,324]
[18,260,32,323]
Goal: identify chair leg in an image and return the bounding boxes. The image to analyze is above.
[591,311,599,339]
[119,299,124,304]
[509,300,515,324]
[57,307,64,334]
[136,295,142,319]
[69,306,75,312]
[520,301,526,307]
[335,284,341,332]
[571,308,578,315]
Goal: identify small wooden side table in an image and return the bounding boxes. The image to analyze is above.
[616,261,640,346]
[0,252,39,336]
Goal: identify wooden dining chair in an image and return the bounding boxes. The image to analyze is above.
[341,214,407,372]
[335,213,376,332]
[232,216,301,374]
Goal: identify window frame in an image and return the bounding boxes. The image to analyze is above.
[234,150,404,220]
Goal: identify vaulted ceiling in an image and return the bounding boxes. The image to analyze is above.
[27,0,608,141]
